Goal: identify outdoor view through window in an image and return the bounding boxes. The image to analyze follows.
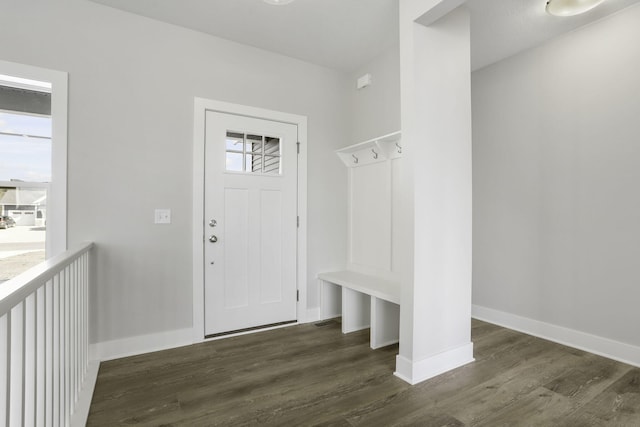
[0,103,51,285]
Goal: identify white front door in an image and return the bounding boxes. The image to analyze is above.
[204,111,298,336]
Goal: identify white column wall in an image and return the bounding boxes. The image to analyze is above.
[396,0,474,385]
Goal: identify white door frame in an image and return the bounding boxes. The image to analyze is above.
[192,98,308,343]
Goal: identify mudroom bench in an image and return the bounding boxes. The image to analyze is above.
[318,270,400,349]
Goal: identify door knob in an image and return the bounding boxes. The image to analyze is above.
[209,235,218,243]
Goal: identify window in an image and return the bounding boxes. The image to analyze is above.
[0,60,68,261]
[0,97,51,280]
[225,131,282,175]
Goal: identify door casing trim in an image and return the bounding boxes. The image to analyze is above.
[192,98,308,343]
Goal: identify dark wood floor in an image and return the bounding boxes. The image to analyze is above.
[87,319,640,426]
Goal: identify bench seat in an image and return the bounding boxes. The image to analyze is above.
[317,270,400,304]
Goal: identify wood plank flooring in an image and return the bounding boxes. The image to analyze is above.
[87,320,640,426]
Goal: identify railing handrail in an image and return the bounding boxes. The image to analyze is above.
[0,241,94,316]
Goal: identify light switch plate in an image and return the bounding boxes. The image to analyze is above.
[154,209,171,224]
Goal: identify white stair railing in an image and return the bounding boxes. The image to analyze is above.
[0,242,96,427]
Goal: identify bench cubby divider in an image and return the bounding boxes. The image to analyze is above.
[319,270,400,349]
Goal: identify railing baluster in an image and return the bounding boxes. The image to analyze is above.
[59,267,66,426]
[73,260,78,406]
[79,256,84,385]
[64,265,71,425]
[72,259,77,408]
[78,256,83,396]
[9,303,24,426]
[1,313,9,425]
[78,256,82,394]
[36,286,46,426]
[52,273,60,427]
[83,253,88,377]
[24,293,36,427]
[45,279,53,427]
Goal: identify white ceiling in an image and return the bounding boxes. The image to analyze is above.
[469,0,640,70]
[89,0,640,72]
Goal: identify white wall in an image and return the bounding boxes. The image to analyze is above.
[472,3,640,348]
[0,0,349,344]
[349,46,401,144]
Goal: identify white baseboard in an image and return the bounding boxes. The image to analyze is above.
[70,360,100,427]
[300,307,321,324]
[90,310,322,362]
[394,342,475,385]
[90,327,194,361]
[472,304,640,368]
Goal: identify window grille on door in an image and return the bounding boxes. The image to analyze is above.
[225,131,281,175]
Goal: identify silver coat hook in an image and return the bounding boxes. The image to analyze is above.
[352,154,359,164]
[372,148,378,159]
[396,142,402,154]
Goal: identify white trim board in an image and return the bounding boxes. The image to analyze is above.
[192,98,308,343]
[90,327,193,362]
[394,343,474,385]
[472,305,640,368]
[300,307,320,324]
[90,316,322,364]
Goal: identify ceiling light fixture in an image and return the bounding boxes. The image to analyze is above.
[546,0,606,16]
[263,0,296,5]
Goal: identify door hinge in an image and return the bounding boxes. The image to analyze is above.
[297,141,300,154]
[297,216,300,228]
[297,290,299,302]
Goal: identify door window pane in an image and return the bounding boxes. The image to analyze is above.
[225,132,244,151]
[247,134,262,153]
[225,152,243,172]
[264,137,280,156]
[264,156,281,175]
[246,154,263,173]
